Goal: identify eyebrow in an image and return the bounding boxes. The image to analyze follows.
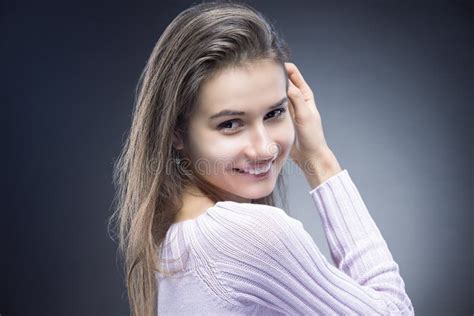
[209,96,288,121]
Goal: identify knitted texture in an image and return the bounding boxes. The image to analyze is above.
[156,169,414,315]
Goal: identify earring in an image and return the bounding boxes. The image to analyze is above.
[175,157,182,166]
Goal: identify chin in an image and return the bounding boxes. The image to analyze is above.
[232,180,277,201]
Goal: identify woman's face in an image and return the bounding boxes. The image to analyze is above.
[183,59,295,203]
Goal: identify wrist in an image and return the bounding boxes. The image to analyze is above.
[302,148,342,189]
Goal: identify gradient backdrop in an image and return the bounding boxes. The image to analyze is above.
[2,0,472,315]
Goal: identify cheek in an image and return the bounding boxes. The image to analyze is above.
[274,118,295,155]
[188,131,241,171]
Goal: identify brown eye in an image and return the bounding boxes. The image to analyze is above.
[265,107,287,120]
[217,119,242,132]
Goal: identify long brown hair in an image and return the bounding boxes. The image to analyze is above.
[108,1,291,315]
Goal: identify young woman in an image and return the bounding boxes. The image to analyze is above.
[110,2,415,315]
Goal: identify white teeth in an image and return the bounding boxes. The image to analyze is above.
[243,163,272,175]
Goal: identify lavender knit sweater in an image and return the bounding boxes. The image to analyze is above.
[156,169,415,315]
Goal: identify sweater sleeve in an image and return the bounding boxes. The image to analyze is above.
[211,169,415,315]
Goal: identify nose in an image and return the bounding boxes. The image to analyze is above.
[245,124,279,163]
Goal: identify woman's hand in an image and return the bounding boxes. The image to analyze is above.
[285,62,342,187]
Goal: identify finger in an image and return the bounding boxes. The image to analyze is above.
[284,62,314,101]
[287,78,313,124]
[285,62,310,90]
[287,96,296,121]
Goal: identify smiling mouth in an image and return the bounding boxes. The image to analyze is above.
[233,160,275,175]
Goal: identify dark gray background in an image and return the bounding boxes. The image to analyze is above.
[2,0,472,315]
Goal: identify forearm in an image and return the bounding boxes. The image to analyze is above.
[302,147,343,189]
[307,170,415,314]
